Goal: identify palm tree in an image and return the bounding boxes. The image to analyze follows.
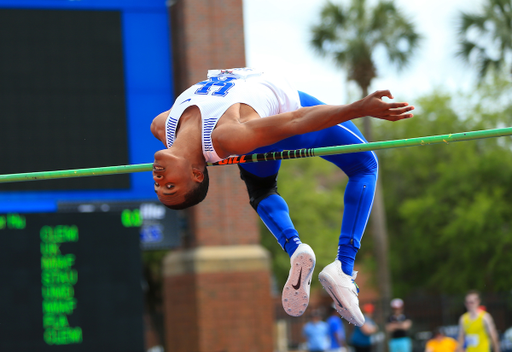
[310,0,421,303]
[457,0,512,81]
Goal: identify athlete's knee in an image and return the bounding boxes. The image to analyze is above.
[366,152,378,174]
[343,152,378,178]
[239,165,279,210]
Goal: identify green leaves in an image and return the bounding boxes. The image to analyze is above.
[261,84,512,295]
[375,86,512,295]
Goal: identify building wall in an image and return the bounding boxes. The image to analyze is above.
[171,0,247,95]
[163,1,274,351]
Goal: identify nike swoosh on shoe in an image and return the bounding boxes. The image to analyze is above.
[292,268,302,290]
[281,244,316,317]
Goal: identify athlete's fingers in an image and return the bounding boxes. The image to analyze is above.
[374,106,413,119]
[379,109,414,120]
[390,112,414,120]
[386,102,410,109]
[380,115,412,122]
[389,105,415,114]
[373,89,393,100]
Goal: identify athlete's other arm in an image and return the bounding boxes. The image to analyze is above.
[483,313,501,352]
[214,90,414,157]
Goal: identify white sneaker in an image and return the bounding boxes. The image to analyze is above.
[319,260,365,326]
[282,243,316,317]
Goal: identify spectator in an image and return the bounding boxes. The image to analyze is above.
[351,303,379,352]
[426,328,458,352]
[457,290,500,352]
[327,305,347,352]
[386,298,413,352]
[303,310,330,352]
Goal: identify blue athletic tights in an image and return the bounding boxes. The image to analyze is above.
[239,91,378,275]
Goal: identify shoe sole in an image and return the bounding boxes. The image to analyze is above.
[318,270,362,326]
[282,250,315,317]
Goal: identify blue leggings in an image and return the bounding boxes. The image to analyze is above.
[240,92,378,274]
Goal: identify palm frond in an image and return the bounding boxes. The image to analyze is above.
[458,12,487,33]
[349,0,367,24]
[385,45,409,68]
[455,0,512,82]
[320,1,346,27]
[333,51,348,67]
[309,0,421,87]
[456,40,478,62]
[370,1,396,32]
[371,3,422,69]
[478,56,495,80]
[310,1,347,55]
[311,23,338,55]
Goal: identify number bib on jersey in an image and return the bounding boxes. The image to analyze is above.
[466,334,479,347]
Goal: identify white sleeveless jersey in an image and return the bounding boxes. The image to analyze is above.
[165,68,301,163]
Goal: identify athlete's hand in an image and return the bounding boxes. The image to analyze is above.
[357,90,414,121]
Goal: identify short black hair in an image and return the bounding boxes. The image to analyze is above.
[164,167,209,210]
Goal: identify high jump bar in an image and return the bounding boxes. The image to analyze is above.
[1,127,511,184]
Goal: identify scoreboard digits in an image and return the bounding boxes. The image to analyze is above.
[40,224,82,346]
[0,212,145,352]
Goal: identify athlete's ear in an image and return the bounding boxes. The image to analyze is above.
[192,168,205,183]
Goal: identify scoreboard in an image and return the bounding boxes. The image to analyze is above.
[0,1,178,349]
[0,211,145,351]
[0,204,183,351]
[0,0,174,213]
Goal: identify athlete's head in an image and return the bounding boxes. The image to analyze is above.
[163,167,209,210]
[153,149,209,209]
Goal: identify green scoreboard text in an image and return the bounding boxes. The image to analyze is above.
[0,212,144,351]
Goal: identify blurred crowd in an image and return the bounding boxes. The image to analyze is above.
[298,291,511,352]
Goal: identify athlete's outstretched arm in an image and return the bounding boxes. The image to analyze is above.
[214,90,414,157]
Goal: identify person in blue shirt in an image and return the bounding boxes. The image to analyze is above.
[303,310,331,352]
[327,305,347,352]
[351,303,379,352]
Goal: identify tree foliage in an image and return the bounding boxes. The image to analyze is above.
[457,0,512,80]
[310,0,422,300]
[263,79,512,296]
[374,82,512,296]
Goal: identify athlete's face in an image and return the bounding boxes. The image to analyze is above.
[153,149,202,206]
